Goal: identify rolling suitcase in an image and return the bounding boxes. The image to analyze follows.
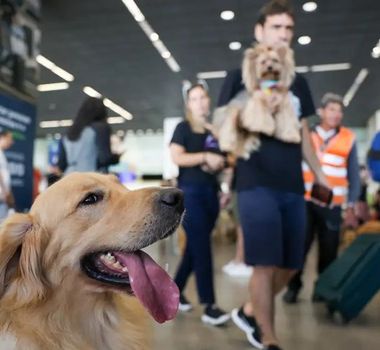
[314,234,380,323]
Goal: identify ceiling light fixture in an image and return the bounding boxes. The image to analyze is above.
[371,40,380,58]
[83,86,133,120]
[103,98,133,121]
[120,0,181,72]
[298,36,311,45]
[121,0,145,22]
[37,82,69,92]
[83,86,102,98]
[197,71,227,80]
[229,41,242,51]
[40,120,73,128]
[161,51,171,59]
[295,62,351,73]
[302,2,318,12]
[108,116,126,124]
[36,55,74,82]
[295,66,310,73]
[220,10,235,21]
[343,68,369,107]
[40,116,125,129]
[311,63,351,72]
[150,32,159,42]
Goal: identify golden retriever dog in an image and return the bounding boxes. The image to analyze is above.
[214,43,300,159]
[0,173,184,350]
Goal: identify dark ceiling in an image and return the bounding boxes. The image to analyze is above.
[37,0,380,137]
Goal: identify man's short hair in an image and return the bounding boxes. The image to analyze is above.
[0,130,11,138]
[257,0,295,26]
[321,93,344,109]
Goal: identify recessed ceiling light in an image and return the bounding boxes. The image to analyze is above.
[298,36,311,45]
[161,51,171,59]
[150,32,159,42]
[372,41,380,58]
[372,48,380,58]
[303,2,317,12]
[229,41,242,50]
[220,10,235,21]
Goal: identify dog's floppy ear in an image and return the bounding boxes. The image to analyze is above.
[242,47,260,93]
[0,213,48,306]
[277,45,295,87]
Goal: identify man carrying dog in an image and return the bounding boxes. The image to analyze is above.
[218,1,327,349]
[283,93,361,304]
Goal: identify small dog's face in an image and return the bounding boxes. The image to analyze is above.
[0,173,184,323]
[255,46,282,81]
[242,44,295,92]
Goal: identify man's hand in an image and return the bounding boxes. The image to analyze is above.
[343,206,359,229]
[5,192,15,209]
[219,192,232,209]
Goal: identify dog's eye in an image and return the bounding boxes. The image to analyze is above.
[80,192,104,206]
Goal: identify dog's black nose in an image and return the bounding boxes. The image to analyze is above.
[268,65,273,71]
[159,188,184,212]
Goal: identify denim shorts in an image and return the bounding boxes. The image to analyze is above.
[238,186,306,269]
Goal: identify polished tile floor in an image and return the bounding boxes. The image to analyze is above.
[147,237,380,350]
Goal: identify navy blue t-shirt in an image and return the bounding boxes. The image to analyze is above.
[218,68,315,194]
[171,121,220,187]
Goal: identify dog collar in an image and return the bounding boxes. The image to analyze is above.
[260,80,279,90]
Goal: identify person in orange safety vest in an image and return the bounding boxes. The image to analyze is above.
[283,92,361,304]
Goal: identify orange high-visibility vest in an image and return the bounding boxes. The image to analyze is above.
[303,126,355,205]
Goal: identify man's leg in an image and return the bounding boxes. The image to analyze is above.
[235,187,282,347]
[283,202,316,303]
[317,206,342,273]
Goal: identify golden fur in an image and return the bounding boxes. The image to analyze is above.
[0,173,182,350]
[215,43,300,159]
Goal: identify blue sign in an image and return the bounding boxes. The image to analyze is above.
[0,92,36,211]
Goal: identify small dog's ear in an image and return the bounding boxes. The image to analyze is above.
[277,45,295,87]
[242,47,259,93]
[0,213,48,307]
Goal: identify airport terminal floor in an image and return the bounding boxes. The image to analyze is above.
[147,239,380,350]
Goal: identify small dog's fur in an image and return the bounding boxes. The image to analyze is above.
[215,43,301,159]
[0,173,184,350]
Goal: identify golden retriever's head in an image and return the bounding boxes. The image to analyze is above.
[0,173,184,323]
[242,43,295,92]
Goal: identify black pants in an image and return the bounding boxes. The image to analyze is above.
[174,185,219,304]
[287,201,342,292]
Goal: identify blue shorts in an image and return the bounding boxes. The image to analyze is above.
[238,186,306,269]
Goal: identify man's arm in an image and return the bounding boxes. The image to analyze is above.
[344,142,361,228]
[301,119,329,187]
[346,142,361,205]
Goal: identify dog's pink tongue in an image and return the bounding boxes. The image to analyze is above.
[113,251,179,323]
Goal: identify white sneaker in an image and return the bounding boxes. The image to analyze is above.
[201,305,230,326]
[223,261,253,277]
[178,294,193,312]
[222,260,237,274]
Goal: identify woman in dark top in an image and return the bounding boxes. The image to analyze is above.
[170,84,230,326]
[58,97,120,174]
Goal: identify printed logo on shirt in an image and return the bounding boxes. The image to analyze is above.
[204,134,220,151]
